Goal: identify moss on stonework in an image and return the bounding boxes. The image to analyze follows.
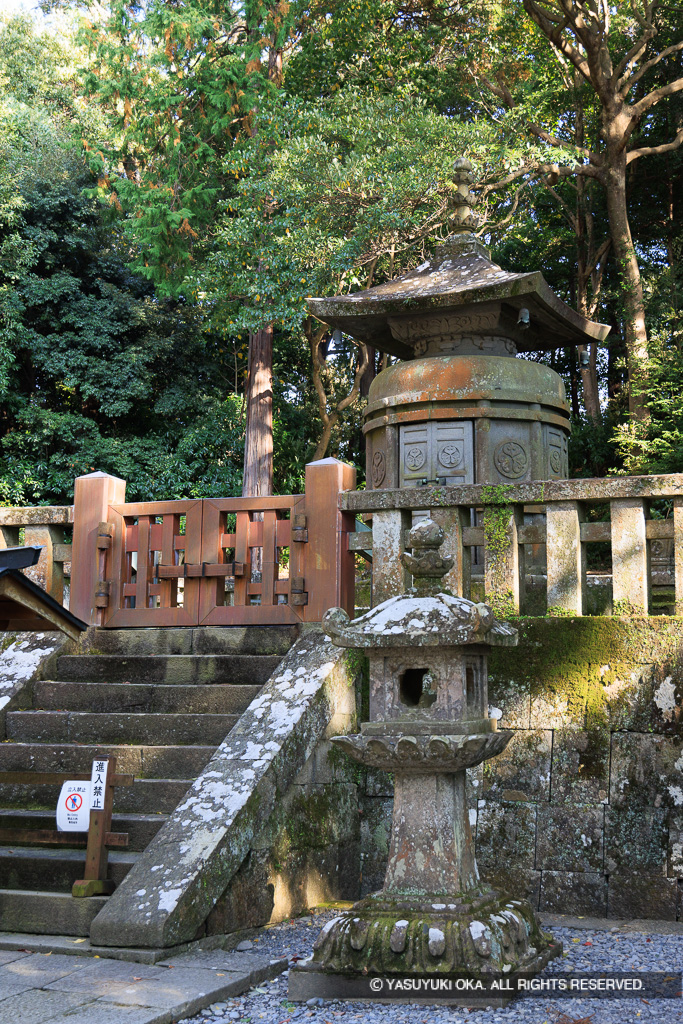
[0,633,16,655]
[279,786,358,852]
[489,617,683,730]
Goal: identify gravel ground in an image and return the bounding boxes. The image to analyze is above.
[180,910,683,1024]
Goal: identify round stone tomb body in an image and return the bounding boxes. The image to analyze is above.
[364,350,570,489]
[309,233,609,491]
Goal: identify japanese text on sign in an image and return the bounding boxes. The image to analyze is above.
[56,782,91,831]
[90,758,109,810]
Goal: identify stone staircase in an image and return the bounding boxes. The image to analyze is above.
[0,627,298,939]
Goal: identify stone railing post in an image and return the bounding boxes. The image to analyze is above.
[71,472,126,626]
[0,523,19,550]
[546,501,585,614]
[371,509,412,605]
[430,506,470,597]
[22,522,65,604]
[0,507,74,603]
[610,497,648,614]
[483,502,524,615]
[674,497,683,616]
[303,458,356,621]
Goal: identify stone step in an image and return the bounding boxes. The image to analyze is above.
[0,889,108,936]
[0,810,167,852]
[55,654,281,685]
[0,743,215,778]
[81,625,299,657]
[0,778,191,814]
[32,681,262,715]
[6,711,239,746]
[112,779,192,815]
[0,847,137,892]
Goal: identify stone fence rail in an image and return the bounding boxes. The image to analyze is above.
[341,473,683,616]
[4,471,683,621]
[0,505,73,606]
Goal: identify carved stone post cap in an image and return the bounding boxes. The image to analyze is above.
[402,518,454,581]
[407,519,445,550]
[453,156,474,178]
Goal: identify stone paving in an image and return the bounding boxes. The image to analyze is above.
[0,945,286,1024]
[2,912,682,1024]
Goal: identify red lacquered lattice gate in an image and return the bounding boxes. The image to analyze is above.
[74,460,356,628]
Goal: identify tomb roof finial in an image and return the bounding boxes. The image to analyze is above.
[448,157,480,235]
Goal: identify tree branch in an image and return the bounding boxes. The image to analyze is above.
[614,26,657,83]
[627,126,683,163]
[632,75,683,117]
[306,319,369,460]
[541,178,577,230]
[622,40,683,94]
[523,0,593,83]
[527,121,601,163]
[585,235,611,280]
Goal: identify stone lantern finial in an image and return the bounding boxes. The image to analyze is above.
[401,519,453,594]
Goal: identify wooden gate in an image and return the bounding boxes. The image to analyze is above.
[70,460,356,627]
[105,500,204,627]
[103,497,305,628]
[198,497,306,626]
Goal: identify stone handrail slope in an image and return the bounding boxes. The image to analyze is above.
[89,629,357,949]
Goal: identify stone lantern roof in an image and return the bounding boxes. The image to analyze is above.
[322,518,517,649]
[322,593,517,649]
[308,160,610,360]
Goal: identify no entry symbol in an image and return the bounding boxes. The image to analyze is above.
[66,793,83,812]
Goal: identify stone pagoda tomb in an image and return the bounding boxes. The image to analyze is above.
[309,159,609,492]
[289,521,561,1005]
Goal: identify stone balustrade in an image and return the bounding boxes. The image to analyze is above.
[342,473,683,616]
[0,506,73,605]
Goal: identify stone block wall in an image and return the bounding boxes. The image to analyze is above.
[358,618,683,921]
[208,740,362,934]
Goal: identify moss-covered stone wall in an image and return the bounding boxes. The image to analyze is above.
[202,617,683,931]
[360,617,683,922]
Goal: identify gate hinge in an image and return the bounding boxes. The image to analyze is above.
[95,580,111,608]
[97,522,114,550]
[292,514,308,543]
[290,575,308,606]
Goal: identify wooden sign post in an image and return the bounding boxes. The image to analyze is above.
[73,755,122,898]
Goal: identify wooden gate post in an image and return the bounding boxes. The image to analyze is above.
[302,458,356,621]
[71,472,126,626]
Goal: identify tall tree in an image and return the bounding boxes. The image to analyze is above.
[77,0,286,495]
[478,0,683,419]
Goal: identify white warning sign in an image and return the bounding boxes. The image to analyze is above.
[56,781,91,832]
[90,758,109,810]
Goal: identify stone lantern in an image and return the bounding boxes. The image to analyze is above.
[289,521,561,1005]
[309,160,609,492]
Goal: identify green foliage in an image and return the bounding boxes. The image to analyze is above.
[202,88,493,334]
[3,0,683,509]
[0,14,252,505]
[77,0,271,296]
[480,484,517,620]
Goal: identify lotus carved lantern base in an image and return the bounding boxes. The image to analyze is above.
[288,890,561,1006]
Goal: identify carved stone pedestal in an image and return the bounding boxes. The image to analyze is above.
[289,889,560,1006]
